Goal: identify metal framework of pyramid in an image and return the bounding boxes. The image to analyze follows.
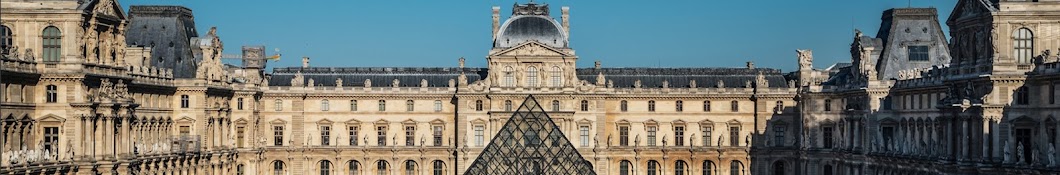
[464,95,596,175]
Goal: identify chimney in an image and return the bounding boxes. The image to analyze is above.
[302,56,310,68]
[492,6,501,39]
[561,6,570,36]
[746,61,754,69]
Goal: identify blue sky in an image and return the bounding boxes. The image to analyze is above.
[121,0,957,72]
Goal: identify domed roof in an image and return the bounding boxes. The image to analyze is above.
[494,15,568,48]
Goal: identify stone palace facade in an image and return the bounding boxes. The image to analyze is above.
[0,0,1058,175]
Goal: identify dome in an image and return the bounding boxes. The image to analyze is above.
[494,15,568,48]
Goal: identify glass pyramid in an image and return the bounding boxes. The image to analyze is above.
[464,95,597,175]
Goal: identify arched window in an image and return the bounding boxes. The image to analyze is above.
[181,95,190,108]
[822,164,832,175]
[676,100,684,112]
[475,100,483,111]
[275,99,283,111]
[704,100,711,112]
[432,160,444,175]
[619,160,632,175]
[42,26,62,62]
[647,160,659,175]
[322,99,331,111]
[648,100,656,112]
[1015,28,1034,64]
[702,160,715,175]
[674,160,687,175]
[349,160,361,175]
[551,100,560,111]
[731,100,739,112]
[406,100,415,111]
[433,100,442,112]
[730,160,743,175]
[772,161,785,175]
[504,100,513,111]
[273,161,285,175]
[378,100,386,111]
[504,66,515,87]
[46,85,58,103]
[527,67,539,87]
[236,164,245,175]
[620,100,628,112]
[404,160,416,175]
[376,160,389,175]
[550,66,562,87]
[321,160,333,175]
[0,25,11,55]
[580,100,589,111]
[351,100,358,111]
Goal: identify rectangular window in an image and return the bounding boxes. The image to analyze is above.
[179,126,191,136]
[351,100,358,111]
[647,126,657,146]
[773,125,785,146]
[349,126,359,146]
[405,126,416,146]
[321,126,331,146]
[703,126,713,146]
[823,126,834,149]
[907,46,929,61]
[237,98,244,110]
[1051,84,1056,105]
[474,125,484,147]
[579,126,590,147]
[729,126,740,147]
[619,126,629,146]
[433,126,443,146]
[43,127,59,152]
[237,126,245,148]
[824,99,832,111]
[377,126,387,146]
[274,126,284,146]
[675,126,685,146]
[882,126,894,148]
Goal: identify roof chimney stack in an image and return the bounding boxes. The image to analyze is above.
[492,6,501,39]
[302,56,311,68]
[746,61,754,69]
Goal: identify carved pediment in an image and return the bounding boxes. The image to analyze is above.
[495,42,569,57]
[91,0,126,19]
[947,0,994,24]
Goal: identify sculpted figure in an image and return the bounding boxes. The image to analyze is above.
[335,78,343,87]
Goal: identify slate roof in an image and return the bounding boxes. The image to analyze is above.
[269,67,486,87]
[577,68,789,88]
[126,6,200,78]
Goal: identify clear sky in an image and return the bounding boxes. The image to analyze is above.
[121,0,957,72]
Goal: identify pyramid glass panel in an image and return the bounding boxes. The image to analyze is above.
[464,95,597,175]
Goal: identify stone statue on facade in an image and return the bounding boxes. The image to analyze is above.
[797,50,813,69]
[24,48,35,62]
[717,80,724,88]
[336,78,343,87]
[607,80,613,88]
[689,80,697,88]
[364,79,372,88]
[449,79,456,88]
[1048,145,1056,167]
[7,45,19,60]
[662,80,669,89]
[307,78,315,87]
[1018,142,1026,164]
[596,72,605,86]
[633,80,642,88]
[421,79,429,88]
[290,71,304,86]
[392,79,400,88]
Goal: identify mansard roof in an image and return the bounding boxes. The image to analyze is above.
[126,5,201,78]
[268,67,486,87]
[577,67,789,88]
